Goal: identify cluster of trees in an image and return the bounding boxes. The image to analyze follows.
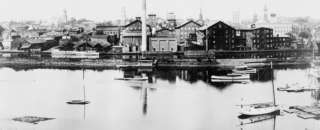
[0,25,4,36]
[286,17,313,41]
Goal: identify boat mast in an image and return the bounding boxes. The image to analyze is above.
[273,116,276,130]
[271,61,276,105]
[143,87,148,115]
[82,58,86,102]
[82,62,86,120]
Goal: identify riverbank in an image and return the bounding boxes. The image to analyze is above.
[0,57,310,70]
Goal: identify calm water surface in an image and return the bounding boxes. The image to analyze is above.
[0,67,319,130]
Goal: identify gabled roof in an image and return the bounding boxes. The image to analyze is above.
[199,21,236,30]
[175,20,201,29]
[123,20,152,31]
[96,25,121,30]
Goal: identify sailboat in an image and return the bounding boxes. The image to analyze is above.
[66,65,90,105]
[239,61,280,117]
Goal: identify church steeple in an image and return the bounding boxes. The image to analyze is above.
[197,8,205,26]
[199,8,203,21]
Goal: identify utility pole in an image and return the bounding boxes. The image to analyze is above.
[141,0,147,52]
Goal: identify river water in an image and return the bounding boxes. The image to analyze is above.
[0,66,319,130]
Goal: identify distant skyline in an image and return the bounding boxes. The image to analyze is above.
[0,0,319,22]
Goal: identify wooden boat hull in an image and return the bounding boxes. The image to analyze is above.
[114,77,148,81]
[211,79,249,83]
[240,106,280,116]
[66,100,90,105]
[233,69,256,74]
[211,75,250,80]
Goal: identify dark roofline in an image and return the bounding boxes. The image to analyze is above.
[156,27,175,33]
[175,20,201,29]
[254,27,273,30]
[124,20,140,28]
[124,20,152,30]
[238,29,253,31]
[209,21,236,30]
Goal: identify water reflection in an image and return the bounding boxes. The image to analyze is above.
[1,66,320,130]
[239,115,277,130]
[142,87,148,115]
[311,90,320,104]
[121,68,276,89]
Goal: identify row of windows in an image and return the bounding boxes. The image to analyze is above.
[180,27,198,31]
[211,40,234,43]
[210,35,235,38]
[254,35,272,38]
[152,48,175,51]
[103,31,118,35]
[126,27,142,31]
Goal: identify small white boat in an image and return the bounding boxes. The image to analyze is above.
[211,79,249,84]
[233,65,257,74]
[211,74,250,80]
[240,104,279,116]
[66,100,90,105]
[278,85,314,92]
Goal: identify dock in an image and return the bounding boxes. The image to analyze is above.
[287,105,320,119]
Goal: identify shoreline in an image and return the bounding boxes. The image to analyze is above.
[0,57,311,70]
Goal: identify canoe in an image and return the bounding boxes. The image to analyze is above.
[66,100,90,105]
[211,74,250,80]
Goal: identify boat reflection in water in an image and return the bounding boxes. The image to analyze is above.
[119,68,156,115]
[239,115,277,130]
[119,67,277,90]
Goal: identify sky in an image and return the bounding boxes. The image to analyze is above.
[0,0,319,22]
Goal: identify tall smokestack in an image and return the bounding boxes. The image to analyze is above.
[141,0,147,52]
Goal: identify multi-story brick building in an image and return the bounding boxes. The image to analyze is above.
[202,21,237,50]
[199,21,294,51]
[252,27,273,50]
[271,36,293,49]
[175,20,202,51]
[235,29,253,50]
